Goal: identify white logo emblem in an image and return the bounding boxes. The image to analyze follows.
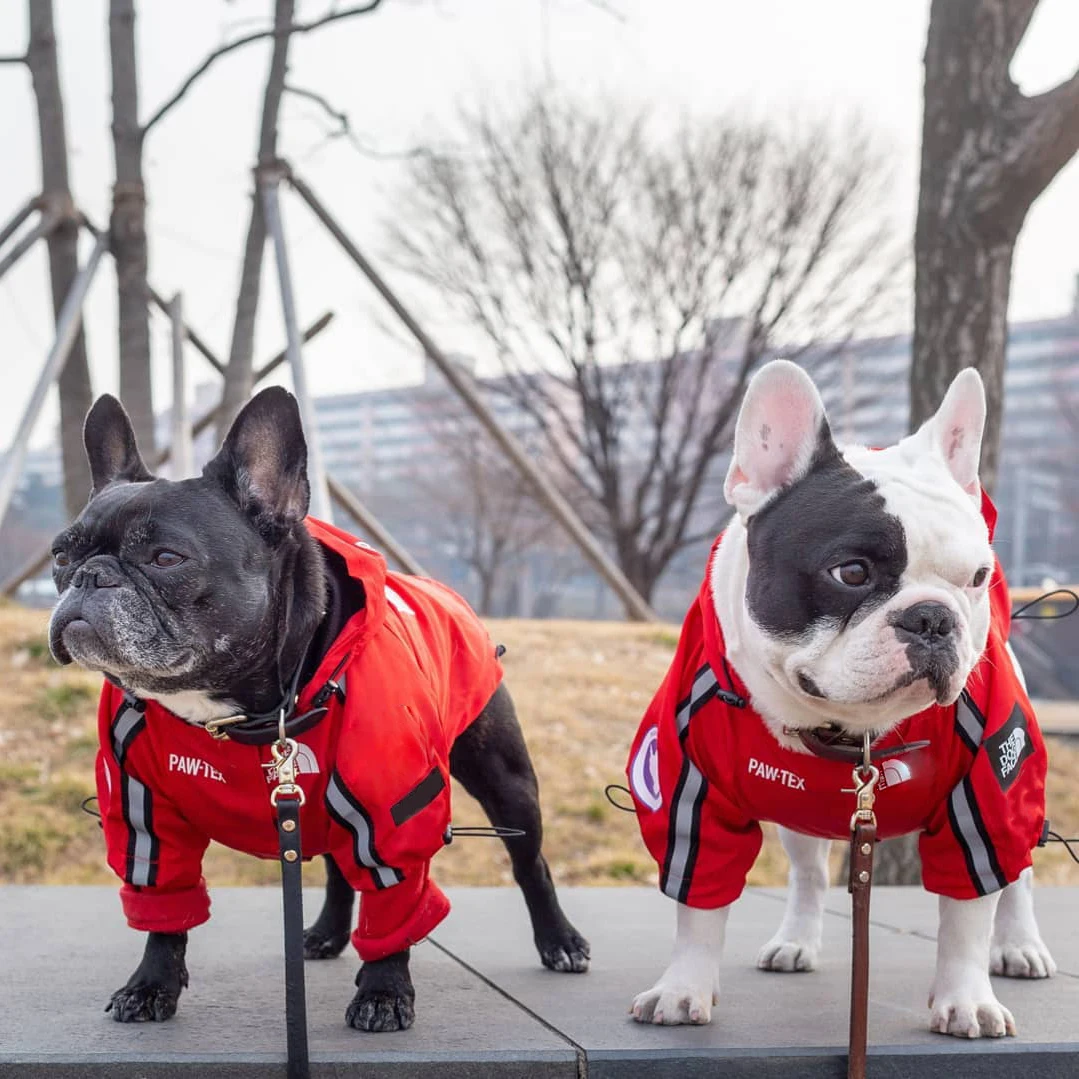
[263,743,320,784]
[998,728,1027,780]
[879,758,912,790]
[630,726,663,810]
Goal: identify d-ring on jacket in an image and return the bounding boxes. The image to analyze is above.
[95,518,504,961]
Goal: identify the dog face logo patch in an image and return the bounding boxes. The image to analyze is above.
[630,726,662,810]
[984,705,1034,791]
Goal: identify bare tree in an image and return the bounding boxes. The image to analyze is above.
[415,408,549,616]
[389,94,902,602]
[911,0,1079,490]
[2,0,95,515]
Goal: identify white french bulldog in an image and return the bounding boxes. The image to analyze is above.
[628,361,1054,1039]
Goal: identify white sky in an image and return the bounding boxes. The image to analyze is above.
[0,0,1077,449]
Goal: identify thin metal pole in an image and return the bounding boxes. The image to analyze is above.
[0,198,37,253]
[0,310,340,600]
[168,293,194,478]
[286,169,659,622]
[0,210,59,282]
[260,167,332,523]
[328,474,428,577]
[149,286,225,376]
[0,229,108,532]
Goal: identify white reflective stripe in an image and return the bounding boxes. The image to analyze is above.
[955,694,985,751]
[1004,642,1028,693]
[326,776,400,888]
[675,667,718,733]
[124,775,154,887]
[111,704,143,763]
[949,777,1003,895]
[662,763,706,901]
[663,665,719,901]
[384,586,415,616]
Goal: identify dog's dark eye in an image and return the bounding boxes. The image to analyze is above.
[829,561,870,587]
[971,566,990,588]
[151,550,185,568]
[52,551,70,569]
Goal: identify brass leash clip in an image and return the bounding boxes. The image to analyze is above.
[843,732,879,831]
[270,708,305,807]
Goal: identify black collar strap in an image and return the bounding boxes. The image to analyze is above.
[203,654,348,746]
[789,723,930,764]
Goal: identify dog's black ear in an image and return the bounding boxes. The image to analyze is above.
[83,395,153,495]
[203,387,310,543]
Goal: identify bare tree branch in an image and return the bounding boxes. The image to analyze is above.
[0,54,27,64]
[141,0,384,138]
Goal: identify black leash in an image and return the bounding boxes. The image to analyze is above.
[269,731,310,1079]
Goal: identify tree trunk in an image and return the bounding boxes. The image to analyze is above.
[893,0,1079,887]
[108,0,154,453]
[26,0,94,515]
[910,0,1079,492]
[215,0,296,442]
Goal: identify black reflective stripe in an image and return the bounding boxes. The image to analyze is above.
[390,768,446,826]
[325,770,404,890]
[954,691,985,755]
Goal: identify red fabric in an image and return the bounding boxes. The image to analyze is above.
[627,498,1046,908]
[94,518,504,955]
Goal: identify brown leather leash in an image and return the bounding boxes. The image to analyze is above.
[789,726,882,1079]
[844,742,879,1079]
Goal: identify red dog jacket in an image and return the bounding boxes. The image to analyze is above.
[627,497,1047,908]
[95,517,503,960]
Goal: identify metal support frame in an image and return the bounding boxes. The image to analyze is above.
[168,292,194,478]
[0,310,338,599]
[0,198,37,252]
[286,168,659,622]
[149,286,225,376]
[0,228,108,532]
[328,475,428,577]
[0,208,59,282]
[260,165,332,523]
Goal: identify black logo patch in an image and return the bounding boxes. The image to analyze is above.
[984,704,1034,791]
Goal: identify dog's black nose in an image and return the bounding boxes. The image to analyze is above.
[72,561,121,590]
[894,601,955,642]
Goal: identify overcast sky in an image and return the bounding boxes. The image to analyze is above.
[1,0,1077,449]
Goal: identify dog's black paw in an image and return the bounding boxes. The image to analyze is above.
[346,951,415,1032]
[304,926,351,960]
[106,982,182,1023]
[346,987,416,1032]
[538,923,591,973]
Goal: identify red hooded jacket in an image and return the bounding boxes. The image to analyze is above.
[95,518,503,961]
[627,496,1047,908]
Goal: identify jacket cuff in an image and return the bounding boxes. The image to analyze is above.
[352,871,450,962]
[120,879,211,933]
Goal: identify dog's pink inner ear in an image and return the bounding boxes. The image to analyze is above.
[928,369,985,497]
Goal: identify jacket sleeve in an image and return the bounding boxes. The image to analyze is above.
[919,665,1047,900]
[323,678,453,961]
[628,668,762,910]
[96,687,211,932]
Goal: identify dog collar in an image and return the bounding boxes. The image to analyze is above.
[788,724,930,764]
[203,654,347,746]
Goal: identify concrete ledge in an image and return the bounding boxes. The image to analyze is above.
[3,885,1077,1077]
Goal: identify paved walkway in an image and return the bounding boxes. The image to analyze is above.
[2,886,1077,1077]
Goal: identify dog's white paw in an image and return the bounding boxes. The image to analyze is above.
[630,981,716,1025]
[756,934,820,973]
[928,974,1016,1039]
[990,935,1057,979]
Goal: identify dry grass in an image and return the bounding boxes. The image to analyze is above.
[2,604,1078,890]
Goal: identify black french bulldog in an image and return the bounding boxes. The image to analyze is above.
[49,388,589,1031]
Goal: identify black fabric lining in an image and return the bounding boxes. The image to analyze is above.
[390,767,447,826]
